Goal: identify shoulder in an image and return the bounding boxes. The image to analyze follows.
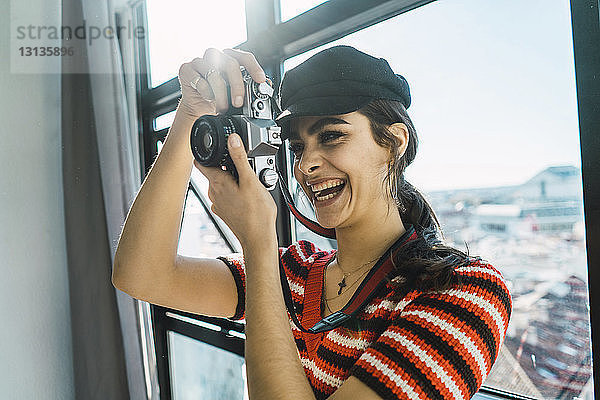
[416,258,513,340]
[422,257,512,310]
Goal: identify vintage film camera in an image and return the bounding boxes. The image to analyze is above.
[190,68,282,190]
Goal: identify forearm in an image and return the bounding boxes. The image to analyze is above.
[113,107,197,287]
[243,231,316,400]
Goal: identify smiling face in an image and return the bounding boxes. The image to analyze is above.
[288,111,396,229]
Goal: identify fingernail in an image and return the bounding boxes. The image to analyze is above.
[234,96,243,107]
[229,134,242,148]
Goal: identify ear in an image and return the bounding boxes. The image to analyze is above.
[389,122,409,158]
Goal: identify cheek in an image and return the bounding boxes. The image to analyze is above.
[293,163,310,196]
[353,151,390,193]
[293,162,303,184]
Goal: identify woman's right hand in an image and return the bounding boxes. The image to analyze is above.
[176,48,268,120]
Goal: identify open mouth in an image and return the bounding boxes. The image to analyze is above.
[309,178,346,202]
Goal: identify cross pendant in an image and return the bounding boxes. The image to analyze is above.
[337,277,347,295]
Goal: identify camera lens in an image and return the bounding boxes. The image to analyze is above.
[190,116,239,167]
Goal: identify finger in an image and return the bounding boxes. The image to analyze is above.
[223,49,267,83]
[227,134,253,182]
[180,61,214,99]
[187,58,216,100]
[219,53,245,108]
[207,186,216,203]
[203,48,230,113]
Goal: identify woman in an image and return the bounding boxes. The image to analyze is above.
[113,45,511,400]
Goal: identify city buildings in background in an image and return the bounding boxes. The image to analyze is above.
[429,165,592,399]
[429,165,584,243]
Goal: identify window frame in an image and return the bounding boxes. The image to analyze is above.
[133,0,600,399]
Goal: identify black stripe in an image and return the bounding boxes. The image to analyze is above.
[354,315,398,334]
[317,343,361,371]
[295,337,307,352]
[401,318,478,395]
[459,275,512,318]
[413,296,497,361]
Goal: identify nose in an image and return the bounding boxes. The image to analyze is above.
[297,148,322,176]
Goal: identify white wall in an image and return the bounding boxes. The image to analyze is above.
[0,0,74,398]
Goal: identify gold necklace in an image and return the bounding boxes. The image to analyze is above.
[328,254,380,296]
[325,266,372,301]
[322,257,378,315]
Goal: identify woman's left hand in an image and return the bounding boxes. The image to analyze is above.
[194,133,278,247]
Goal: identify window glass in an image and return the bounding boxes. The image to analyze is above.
[283,0,592,398]
[154,110,176,131]
[190,167,242,252]
[168,331,246,399]
[146,0,247,88]
[177,188,234,257]
[279,0,329,22]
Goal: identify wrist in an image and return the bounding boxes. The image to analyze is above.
[175,100,214,123]
[173,105,200,126]
[241,226,278,254]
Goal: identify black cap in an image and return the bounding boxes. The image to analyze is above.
[275,45,411,139]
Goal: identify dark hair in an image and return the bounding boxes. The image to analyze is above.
[358,99,479,292]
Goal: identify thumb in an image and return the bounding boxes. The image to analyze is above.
[228,134,253,180]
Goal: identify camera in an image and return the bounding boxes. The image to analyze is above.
[190,68,282,190]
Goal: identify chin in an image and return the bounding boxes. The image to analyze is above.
[314,211,346,229]
[315,218,338,229]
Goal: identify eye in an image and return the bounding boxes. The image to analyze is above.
[319,131,345,143]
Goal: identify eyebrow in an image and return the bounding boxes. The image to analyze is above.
[289,117,351,141]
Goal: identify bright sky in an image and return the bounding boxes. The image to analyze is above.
[147,0,581,192]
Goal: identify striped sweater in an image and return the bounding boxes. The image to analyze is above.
[218,232,512,400]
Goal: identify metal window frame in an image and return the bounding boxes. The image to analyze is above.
[133,0,600,399]
[570,0,600,396]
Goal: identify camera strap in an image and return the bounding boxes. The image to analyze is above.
[278,225,417,333]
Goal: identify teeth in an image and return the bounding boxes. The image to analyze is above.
[315,191,340,201]
[315,187,339,201]
[309,178,344,193]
